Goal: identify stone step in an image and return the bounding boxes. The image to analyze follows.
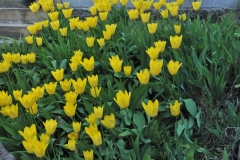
[0,0,26,8]
[0,8,47,23]
[0,23,30,38]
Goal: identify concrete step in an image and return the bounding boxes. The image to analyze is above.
[0,8,47,23]
[0,0,27,8]
[0,23,30,38]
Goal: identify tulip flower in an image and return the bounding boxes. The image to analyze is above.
[2,52,12,62]
[18,124,37,141]
[137,69,150,85]
[43,119,57,135]
[159,0,166,5]
[177,0,184,5]
[95,3,104,12]
[69,62,78,72]
[131,0,143,9]
[72,78,87,94]
[146,47,160,59]
[5,104,18,119]
[94,106,103,119]
[57,3,63,10]
[142,99,159,117]
[90,87,101,98]
[112,0,118,5]
[192,1,202,11]
[64,91,78,104]
[89,6,97,15]
[142,0,152,10]
[42,20,49,27]
[32,86,45,99]
[147,22,158,34]
[19,92,36,109]
[0,61,11,73]
[150,59,163,76]
[65,139,76,151]
[36,37,43,46]
[22,137,37,154]
[72,122,81,133]
[27,102,38,115]
[127,9,139,20]
[48,11,59,21]
[12,53,21,63]
[64,102,77,117]
[154,40,166,53]
[59,27,68,36]
[60,79,72,91]
[40,133,50,144]
[160,10,168,19]
[33,140,48,158]
[27,25,37,34]
[50,20,60,31]
[83,150,94,160]
[140,12,150,23]
[170,35,183,49]
[120,0,128,6]
[167,60,182,75]
[114,90,131,109]
[168,5,179,16]
[103,2,111,12]
[169,100,181,116]
[153,2,162,10]
[103,30,112,40]
[26,52,36,63]
[86,16,98,28]
[88,75,98,87]
[85,124,98,136]
[62,8,73,18]
[85,113,97,124]
[63,2,70,8]
[13,89,22,101]
[89,131,102,146]
[124,66,132,76]
[44,82,57,95]
[69,17,79,30]
[101,113,116,129]
[105,24,117,35]
[179,13,187,21]
[86,37,95,47]
[81,56,95,71]
[25,35,33,44]
[29,2,40,13]
[39,0,54,12]
[174,24,181,34]
[109,55,123,73]
[99,11,108,21]
[51,68,64,81]
[97,38,105,47]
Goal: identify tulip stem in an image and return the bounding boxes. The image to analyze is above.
[125,109,140,134]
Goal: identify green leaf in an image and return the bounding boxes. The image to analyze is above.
[206,127,223,142]
[195,111,201,128]
[177,124,185,136]
[133,111,145,131]
[183,99,197,117]
[60,59,68,69]
[131,85,148,110]
[51,60,57,70]
[184,139,197,160]
[223,148,229,160]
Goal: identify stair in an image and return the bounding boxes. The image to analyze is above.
[0,0,48,46]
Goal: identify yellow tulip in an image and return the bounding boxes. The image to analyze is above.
[168,5,179,16]
[86,37,95,47]
[94,106,103,119]
[160,10,168,19]
[167,60,182,75]
[64,91,78,104]
[90,87,101,98]
[99,11,108,21]
[2,52,12,62]
[169,100,181,116]
[42,20,49,27]
[12,53,21,63]
[83,150,94,160]
[48,11,59,21]
[174,24,181,34]
[26,52,36,63]
[123,66,132,76]
[64,102,77,117]
[159,0,166,5]
[59,27,68,36]
[146,47,159,59]
[29,2,40,13]
[60,79,72,91]
[103,30,112,40]
[86,16,98,28]
[18,124,37,141]
[170,35,183,49]
[85,124,98,136]
[69,62,78,71]
[25,35,33,44]
[69,17,79,30]
[51,68,64,81]
[147,22,158,34]
[105,24,117,35]
[5,104,18,119]
[57,3,63,10]
[27,102,38,115]
[142,99,159,117]
[33,140,48,158]
[19,92,36,109]
[150,59,163,76]
[127,9,139,20]
[43,119,57,135]
[95,3,104,12]
[177,0,184,5]
[32,86,45,99]
[13,89,22,100]
[22,137,37,154]
[97,38,105,47]
[154,40,166,53]
[179,13,187,21]
[40,0,54,12]
[63,2,70,8]
[111,0,118,5]
[137,69,150,85]
[109,55,123,73]
[65,139,76,151]
[89,131,102,146]
[27,25,37,34]
[89,6,97,16]
[62,8,73,18]
[50,20,60,31]
[140,12,150,23]
[85,113,97,124]
[101,113,116,129]
[36,37,43,46]
[142,0,152,10]
[192,1,202,11]
[131,0,143,9]
[34,22,42,31]
[72,121,81,133]
[120,0,128,6]
[0,61,11,73]
[103,2,111,12]
[44,82,57,95]
[88,75,98,87]
[72,78,87,94]
[114,90,131,109]
[81,56,95,71]
[153,2,162,10]
[40,133,50,144]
